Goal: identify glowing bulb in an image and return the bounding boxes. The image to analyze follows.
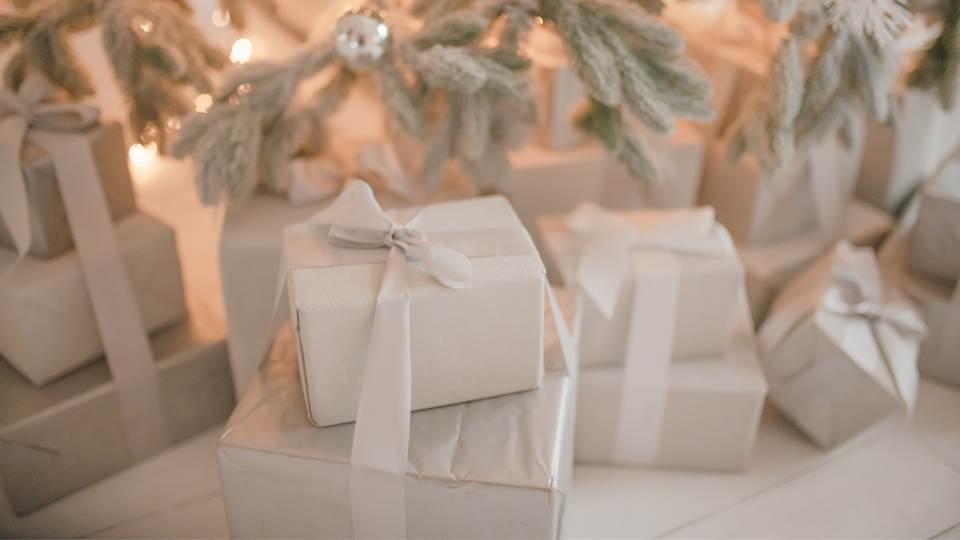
[211,9,231,27]
[230,38,253,64]
[129,143,158,167]
[195,93,213,113]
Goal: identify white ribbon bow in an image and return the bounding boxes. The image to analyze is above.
[299,180,471,473]
[0,74,100,259]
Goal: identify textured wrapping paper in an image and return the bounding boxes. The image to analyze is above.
[601,123,705,209]
[908,165,960,285]
[286,191,546,429]
[0,310,234,516]
[218,296,576,539]
[0,213,187,386]
[857,80,960,214]
[741,200,895,326]
[759,243,925,449]
[575,302,766,470]
[0,121,136,259]
[701,132,864,247]
[527,24,586,150]
[537,207,743,363]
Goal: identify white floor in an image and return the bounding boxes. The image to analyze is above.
[2,377,959,538]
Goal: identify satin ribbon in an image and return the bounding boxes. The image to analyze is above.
[760,242,926,415]
[565,203,735,463]
[0,74,169,459]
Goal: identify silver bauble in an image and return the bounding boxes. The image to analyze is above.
[333,7,391,71]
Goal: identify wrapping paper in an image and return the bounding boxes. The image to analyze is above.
[0,121,136,259]
[0,213,187,386]
[575,302,766,470]
[537,207,743,362]
[701,133,864,247]
[287,193,545,428]
[527,24,586,150]
[741,200,895,326]
[601,123,705,209]
[759,243,925,449]
[0,310,234,516]
[218,296,576,539]
[908,165,960,285]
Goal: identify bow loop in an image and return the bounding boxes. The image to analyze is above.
[0,74,99,133]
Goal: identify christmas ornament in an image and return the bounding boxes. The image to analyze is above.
[333,7,391,71]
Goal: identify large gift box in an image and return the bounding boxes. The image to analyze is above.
[908,163,960,285]
[0,213,187,386]
[217,296,576,539]
[0,308,234,516]
[759,242,926,449]
[574,303,766,470]
[0,121,137,260]
[601,123,706,210]
[741,200,895,326]
[537,205,743,362]
[283,182,546,427]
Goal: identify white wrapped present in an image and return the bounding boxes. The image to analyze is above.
[601,122,706,210]
[279,181,545,474]
[526,24,587,150]
[741,200,895,326]
[575,302,766,470]
[759,242,926,449]
[218,297,576,539]
[538,205,743,364]
[0,213,187,386]
[908,161,960,285]
[701,131,864,246]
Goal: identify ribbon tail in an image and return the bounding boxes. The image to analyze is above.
[32,131,170,460]
[350,247,412,474]
[0,118,31,260]
[413,243,472,290]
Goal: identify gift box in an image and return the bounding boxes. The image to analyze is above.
[527,24,587,150]
[908,164,960,285]
[700,131,864,246]
[284,182,546,427]
[574,301,766,470]
[217,296,576,539]
[741,200,895,326]
[538,205,743,363]
[0,121,137,260]
[0,308,234,516]
[601,123,705,209]
[0,213,187,386]
[759,242,925,449]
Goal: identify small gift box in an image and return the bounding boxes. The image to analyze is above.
[526,24,587,150]
[759,242,926,449]
[0,112,137,259]
[538,204,744,363]
[741,200,895,326]
[601,122,706,210]
[574,303,766,470]
[282,181,546,431]
[908,162,960,285]
[701,132,863,246]
[0,310,234,516]
[0,213,187,386]
[218,298,575,539]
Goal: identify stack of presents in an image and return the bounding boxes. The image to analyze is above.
[2,1,958,537]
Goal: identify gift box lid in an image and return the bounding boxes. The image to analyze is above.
[220,299,574,493]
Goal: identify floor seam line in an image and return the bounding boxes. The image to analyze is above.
[79,489,222,539]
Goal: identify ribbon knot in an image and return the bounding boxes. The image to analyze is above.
[385,224,425,253]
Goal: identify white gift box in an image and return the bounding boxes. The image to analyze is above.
[857,80,960,213]
[741,200,895,326]
[538,206,744,363]
[908,164,960,285]
[527,24,587,150]
[0,213,187,386]
[701,132,864,246]
[759,243,925,449]
[601,123,706,209]
[285,188,546,428]
[0,308,233,516]
[575,302,766,470]
[218,302,576,539]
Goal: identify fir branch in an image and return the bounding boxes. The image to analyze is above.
[908,0,960,109]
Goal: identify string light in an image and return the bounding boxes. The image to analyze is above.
[128,142,158,167]
[211,9,231,27]
[195,93,213,113]
[230,38,253,64]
